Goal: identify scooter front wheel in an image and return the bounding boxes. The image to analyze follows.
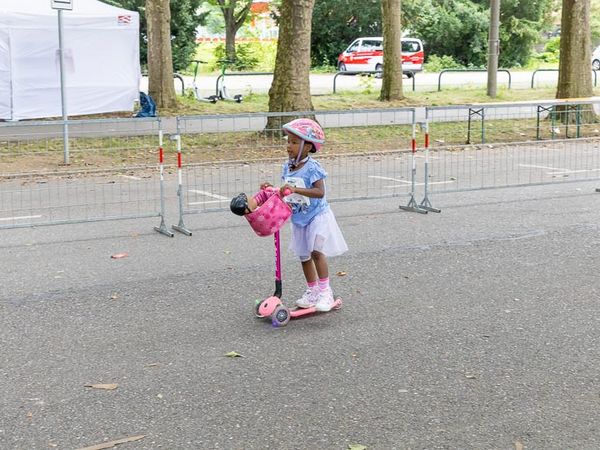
[271,305,290,327]
[257,295,281,318]
[253,299,264,318]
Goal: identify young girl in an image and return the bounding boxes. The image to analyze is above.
[231,118,347,311]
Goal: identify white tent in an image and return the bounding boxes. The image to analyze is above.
[0,0,141,120]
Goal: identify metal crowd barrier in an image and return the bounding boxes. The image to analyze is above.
[170,108,417,233]
[0,117,165,230]
[2,100,600,230]
[425,99,600,145]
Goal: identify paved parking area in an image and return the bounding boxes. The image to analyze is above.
[1,182,599,449]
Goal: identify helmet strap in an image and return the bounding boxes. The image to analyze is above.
[289,140,309,169]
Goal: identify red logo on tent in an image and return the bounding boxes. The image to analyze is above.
[117,15,131,25]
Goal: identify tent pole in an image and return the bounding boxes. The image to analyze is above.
[58,9,69,165]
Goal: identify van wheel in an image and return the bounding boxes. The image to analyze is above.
[338,63,347,72]
[404,71,414,79]
[593,60,600,71]
[375,63,383,72]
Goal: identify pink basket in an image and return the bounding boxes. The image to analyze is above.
[245,191,292,237]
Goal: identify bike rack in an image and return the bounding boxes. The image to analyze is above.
[531,69,598,88]
[437,69,511,91]
[214,72,274,97]
[333,70,416,93]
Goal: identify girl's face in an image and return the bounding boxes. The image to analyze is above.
[286,133,310,159]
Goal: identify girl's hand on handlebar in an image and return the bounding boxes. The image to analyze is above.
[280,184,294,196]
[259,182,273,190]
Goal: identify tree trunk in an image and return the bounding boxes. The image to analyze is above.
[267,0,315,130]
[380,0,404,101]
[225,18,237,62]
[556,0,595,127]
[146,0,177,109]
[219,0,253,63]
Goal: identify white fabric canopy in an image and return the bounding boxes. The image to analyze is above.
[0,0,141,120]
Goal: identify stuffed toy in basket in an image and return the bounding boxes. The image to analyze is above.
[245,188,292,237]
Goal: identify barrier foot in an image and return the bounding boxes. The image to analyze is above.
[419,197,441,213]
[172,221,192,236]
[399,196,428,214]
[154,217,174,237]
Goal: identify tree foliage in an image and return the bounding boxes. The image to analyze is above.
[403,0,489,67]
[473,0,554,67]
[207,0,253,62]
[107,0,207,71]
[312,0,554,69]
[311,0,381,67]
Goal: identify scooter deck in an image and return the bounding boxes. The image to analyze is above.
[289,297,342,318]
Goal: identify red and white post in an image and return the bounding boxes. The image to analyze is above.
[418,119,441,213]
[171,133,192,236]
[399,113,427,214]
[154,128,174,237]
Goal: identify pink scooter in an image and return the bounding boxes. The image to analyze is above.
[254,228,342,327]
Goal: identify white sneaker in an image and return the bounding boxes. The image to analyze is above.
[295,286,320,308]
[315,288,334,312]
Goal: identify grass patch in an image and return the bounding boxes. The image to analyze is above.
[3,85,600,175]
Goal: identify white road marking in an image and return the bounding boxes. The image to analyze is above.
[369,176,455,186]
[519,163,600,176]
[547,168,600,175]
[370,175,407,182]
[188,200,225,205]
[0,215,42,222]
[188,189,228,200]
[384,181,456,188]
[519,164,570,171]
[119,175,142,180]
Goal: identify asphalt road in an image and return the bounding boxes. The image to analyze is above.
[1,180,599,449]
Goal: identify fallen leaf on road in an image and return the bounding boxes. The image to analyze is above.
[84,383,118,390]
[349,445,367,450]
[336,271,347,276]
[515,441,524,450]
[224,351,244,358]
[110,293,119,300]
[110,253,129,259]
[76,435,145,450]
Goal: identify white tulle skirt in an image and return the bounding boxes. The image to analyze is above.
[289,208,348,261]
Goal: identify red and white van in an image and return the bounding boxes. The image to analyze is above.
[337,37,424,76]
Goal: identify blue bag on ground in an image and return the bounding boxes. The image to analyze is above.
[135,92,157,117]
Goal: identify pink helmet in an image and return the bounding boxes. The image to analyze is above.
[282,118,325,152]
